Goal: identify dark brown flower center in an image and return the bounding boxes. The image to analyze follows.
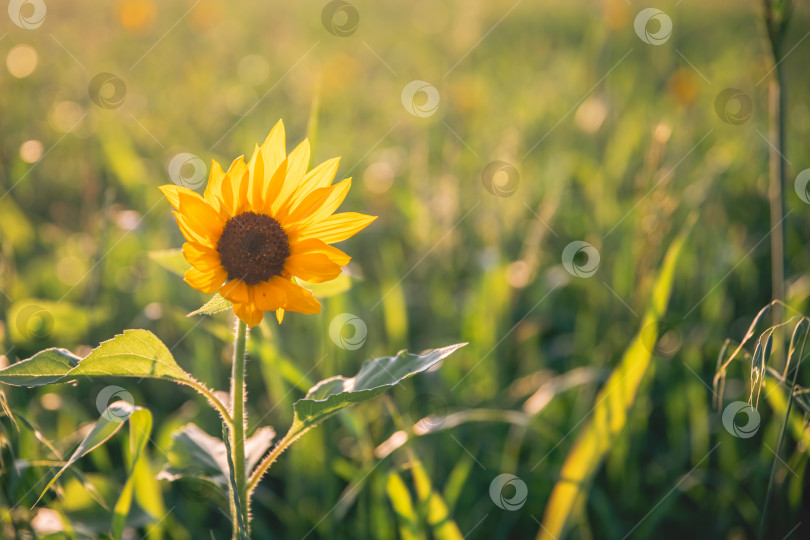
[216,212,290,285]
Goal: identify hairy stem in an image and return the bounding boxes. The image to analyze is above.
[185,380,233,428]
[246,430,299,495]
[230,319,250,538]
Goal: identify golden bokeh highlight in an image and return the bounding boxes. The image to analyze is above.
[116,0,157,33]
[19,140,44,163]
[6,45,38,79]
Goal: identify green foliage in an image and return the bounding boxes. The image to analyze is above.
[288,344,466,441]
[0,330,195,386]
[112,408,153,540]
[187,294,233,317]
[160,423,275,491]
[0,325,464,538]
[29,400,154,540]
[540,225,687,539]
[2,1,810,538]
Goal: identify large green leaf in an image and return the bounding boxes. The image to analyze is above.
[0,330,229,421]
[159,423,276,488]
[0,330,195,386]
[71,329,196,382]
[248,344,466,491]
[159,423,229,488]
[0,349,79,386]
[289,344,466,440]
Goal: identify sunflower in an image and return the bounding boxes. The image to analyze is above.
[159,120,376,327]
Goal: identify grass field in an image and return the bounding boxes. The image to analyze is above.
[2,0,810,538]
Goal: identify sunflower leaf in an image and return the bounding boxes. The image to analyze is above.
[158,423,229,486]
[287,344,466,441]
[0,348,80,386]
[159,423,276,485]
[188,293,233,317]
[0,330,197,387]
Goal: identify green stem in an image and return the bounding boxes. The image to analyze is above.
[230,319,250,538]
[185,380,233,428]
[224,424,248,540]
[246,430,298,495]
[763,0,790,370]
[767,36,786,368]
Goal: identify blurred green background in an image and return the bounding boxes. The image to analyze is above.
[2,0,810,538]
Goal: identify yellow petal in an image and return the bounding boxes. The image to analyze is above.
[159,184,201,211]
[182,242,221,271]
[221,156,248,217]
[276,308,285,324]
[286,157,340,209]
[184,267,226,294]
[295,212,377,244]
[247,144,265,208]
[260,120,286,181]
[174,211,215,247]
[284,253,342,283]
[284,178,351,228]
[233,298,263,327]
[253,277,288,311]
[277,279,321,314]
[204,159,226,209]
[177,190,225,240]
[270,139,310,216]
[290,238,351,266]
[220,279,250,303]
[261,155,289,214]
